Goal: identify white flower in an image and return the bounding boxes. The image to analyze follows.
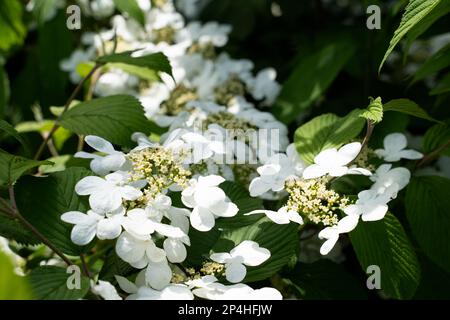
[342,186,398,225]
[246,206,303,225]
[181,175,238,231]
[375,133,423,162]
[95,69,139,97]
[187,275,282,300]
[115,232,172,290]
[75,172,144,213]
[77,0,115,19]
[302,142,372,179]
[92,280,122,300]
[75,135,129,176]
[318,216,359,256]
[245,68,280,105]
[61,206,125,245]
[249,144,305,197]
[210,241,270,283]
[176,21,231,47]
[116,274,194,300]
[60,49,95,83]
[370,164,411,194]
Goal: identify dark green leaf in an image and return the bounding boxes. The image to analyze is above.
[28,266,90,300]
[405,176,450,273]
[0,214,40,246]
[274,39,356,123]
[422,123,450,156]
[284,260,367,299]
[379,0,444,72]
[0,149,51,186]
[383,98,441,123]
[0,119,30,153]
[350,213,421,299]
[97,51,172,79]
[15,167,93,256]
[59,95,161,147]
[99,249,137,283]
[213,217,298,283]
[412,43,450,83]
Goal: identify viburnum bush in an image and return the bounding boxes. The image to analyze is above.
[0,0,450,300]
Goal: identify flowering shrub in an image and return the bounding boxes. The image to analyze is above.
[0,0,450,300]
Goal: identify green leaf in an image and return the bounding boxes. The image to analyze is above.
[0,214,40,246]
[186,227,221,267]
[405,176,450,273]
[414,255,450,299]
[422,123,450,156]
[383,98,441,123]
[350,213,421,299]
[28,266,90,300]
[59,95,160,147]
[430,72,450,96]
[0,149,51,186]
[274,39,356,123]
[283,260,367,299]
[215,181,263,229]
[108,63,160,81]
[97,51,173,79]
[29,0,60,25]
[0,0,27,53]
[0,119,30,153]
[379,0,443,72]
[212,217,298,283]
[360,97,383,124]
[0,251,32,299]
[113,0,146,27]
[15,167,93,256]
[404,0,450,51]
[294,109,365,164]
[0,63,9,119]
[99,249,137,283]
[412,43,450,83]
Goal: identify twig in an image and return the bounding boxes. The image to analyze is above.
[34,64,101,160]
[416,139,450,168]
[6,186,74,267]
[361,120,375,151]
[80,253,92,279]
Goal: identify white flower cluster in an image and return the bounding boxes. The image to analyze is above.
[58,0,424,300]
[248,132,422,255]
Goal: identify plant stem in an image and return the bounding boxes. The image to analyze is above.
[416,139,450,168]
[80,254,92,279]
[7,186,74,267]
[34,64,101,160]
[361,120,375,150]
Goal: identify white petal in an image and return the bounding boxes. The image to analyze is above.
[252,287,283,300]
[61,211,93,225]
[74,151,98,159]
[384,133,407,152]
[337,142,361,165]
[89,189,123,213]
[231,241,270,266]
[115,232,146,264]
[71,223,97,245]
[257,163,281,176]
[115,275,138,294]
[210,200,238,218]
[152,222,185,238]
[120,186,143,201]
[319,235,339,255]
[91,154,126,175]
[328,166,349,177]
[210,252,232,264]
[314,148,339,166]
[193,186,226,209]
[343,204,360,216]
[190,206,216,232]
[96,216,122,240]
[249,177,273,197]
[337,215,359,233]
[361,204,388,222]
[225,262,247,283]
[145,261,172,290]
[198,175,225,187]
[92,280,122,300]
[75,176,106,195]
[398,149,423,160]
[160,285,194,300]
[163,238,187,263]
[85,135,116,154]
[302,164,328,179]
